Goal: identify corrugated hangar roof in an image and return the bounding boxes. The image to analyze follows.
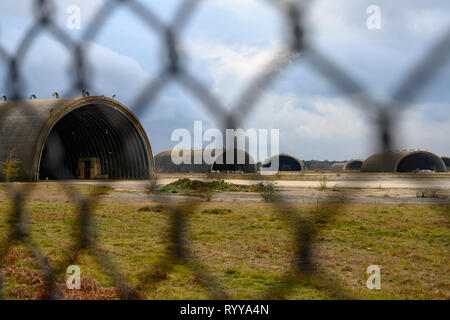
[155,148,257,173]
[360,151,446,173]
[0,96,153,181]
[261,153,305,172]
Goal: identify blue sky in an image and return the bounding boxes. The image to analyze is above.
[0,0,449,161]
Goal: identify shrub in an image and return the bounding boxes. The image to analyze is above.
[224,269,240,277]
[260,182,280,202]
[146,173,160,193]
[0,148,21,182]
[416,189,440,198]
[319,177,328,191]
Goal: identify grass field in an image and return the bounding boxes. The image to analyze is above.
[0,183,448,300]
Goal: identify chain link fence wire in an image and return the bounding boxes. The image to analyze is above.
[0,0,449,299]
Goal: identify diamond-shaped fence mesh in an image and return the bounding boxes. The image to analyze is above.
[0,0,449,300]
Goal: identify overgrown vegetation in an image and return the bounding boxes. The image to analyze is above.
[146,173,160,193]
[202,208,232,215]
[0,148,21,182]
[0,184,448,300]
[260,182,280,202]
[137,205,164,213]
[416,189,441,198]
[160,178,267,195]
[319,177,328,190]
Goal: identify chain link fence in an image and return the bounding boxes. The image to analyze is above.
[0,0,449,300]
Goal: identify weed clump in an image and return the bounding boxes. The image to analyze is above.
[319,177,328,191]
[146,173,160,193]
[260,182,280,202]
[224,269,240,277]
[202,208,232,215]
[416,189,441,198]
[0,148,21,182]
[137,205,164,212]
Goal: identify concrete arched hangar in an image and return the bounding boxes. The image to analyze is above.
[0,96,154,181]
[360,151,447,173]
[261,153,305,172]
[442,156,450,170]
[330,160,363,171]
[154,149,257,173]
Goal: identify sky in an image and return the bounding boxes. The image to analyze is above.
[0,0,449,161]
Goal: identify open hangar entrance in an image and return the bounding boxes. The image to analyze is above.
[396,152,446,172]
[211,149,257,173]
[344,160,363,171]
[442,157,450,170]
[331,160,363,171]
[39,102,152,180]
[154,150,212,173]
[0,96,153,181]
[154,149,257,174]
[261,154,305,172]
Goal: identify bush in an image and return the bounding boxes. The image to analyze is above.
[260,182,280,202]
[319,177,328,191]
[0,148,21,182]
[416,189,440,198]
[146,173,160,193]
[224,269,240,277]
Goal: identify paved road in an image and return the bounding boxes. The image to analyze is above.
[56,178,450,191]
[44,176,450,204]
[103,192,450,204]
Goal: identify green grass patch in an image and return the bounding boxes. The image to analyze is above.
[225,268,241,277]
[137,205,164,213]
[0,184,448,300]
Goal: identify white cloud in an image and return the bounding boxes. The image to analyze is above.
[87,42,150,95]
[397,104,450,156]
[188,39,281,79]
[11,33,155,105]
[246,93,374,161]
[2,0,449,161]
[185,35,449,161]
[186,38,290,104]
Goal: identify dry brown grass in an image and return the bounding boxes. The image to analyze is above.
[1,249,119,300]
